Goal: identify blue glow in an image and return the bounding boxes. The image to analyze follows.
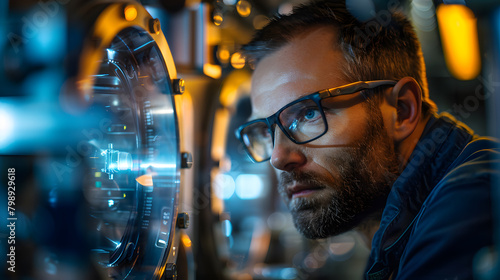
[140,163,176,169]
[22,69,64,100]
[108,200,115,207]
[25,6,66,64]
[280,268,297,279]
[235,174,264,200]
[48,188,58,207]
[106,48,116,61]
[222,219,232,237]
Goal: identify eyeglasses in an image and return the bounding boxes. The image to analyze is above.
[235,80,398,162]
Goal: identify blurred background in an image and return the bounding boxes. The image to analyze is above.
[1,0,500,279]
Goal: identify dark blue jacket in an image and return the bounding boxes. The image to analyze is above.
[365,114,500,280]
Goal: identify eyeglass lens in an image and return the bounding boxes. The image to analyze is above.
[241,98,326,161]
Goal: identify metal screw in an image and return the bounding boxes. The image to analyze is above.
[149,18,161,35]
[180,152,192,169]
[177,212,189,229]
[163,263,177,280]
[172,78,185,95]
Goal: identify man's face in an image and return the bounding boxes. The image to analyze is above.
[250,27,400,239]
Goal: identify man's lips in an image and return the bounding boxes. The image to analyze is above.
[287,183,323,199]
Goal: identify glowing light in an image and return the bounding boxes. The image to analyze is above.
[203,63,222,79]
[136,174,153,187]
[236,0,251,17]
[152,108,174,115]
[213,13,223,26]
[108,199,115,207]
[140,163,176,169]
[436,4,481,80]
[95,181,102,188]
[235,174,264,200]
[218,48,230,63]
[222,220,232,237]
[117,152,132,170]
[214,173,235,199]
[181,234,192,248]
[124,5,138,22]
[123,193,126,198]
[278,3,294,15]
[211,109,230,161]
[218,69,252,107]
[230,52,245,69]
[123,126,127,130]
[95,172,101,177]
[0,108,14,148]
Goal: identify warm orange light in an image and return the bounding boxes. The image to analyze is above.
[211,108,230,161]
[436,4,481,80]
[218,49,230,63]
[135,174,153,186]
[181,234,192,248]
[203,63,222,79]
[213,13,223,26]
[236,0,251,17]
[230,52,245,69]
[218,70,251,107]
[124,5,138,22]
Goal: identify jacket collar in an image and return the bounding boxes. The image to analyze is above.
[365,113,474,279]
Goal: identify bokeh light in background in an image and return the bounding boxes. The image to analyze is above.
[236,0,252,17]
[436,4,481,80]
[235,174,264,200]
[231,52,246,69]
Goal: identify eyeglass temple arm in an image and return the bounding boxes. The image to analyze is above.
[320,80,398,98]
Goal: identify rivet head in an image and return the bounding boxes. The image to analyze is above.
[177,212,190,229]
[180,152,192,169]
[149,18,161,35]
[173,78,185,95]
[164,263,177,280]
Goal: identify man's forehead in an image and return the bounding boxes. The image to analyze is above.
[248,26,348,119]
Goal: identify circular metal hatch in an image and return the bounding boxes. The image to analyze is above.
[77,3,182,279]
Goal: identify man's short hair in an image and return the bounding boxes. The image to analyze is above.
[241,0,437,116]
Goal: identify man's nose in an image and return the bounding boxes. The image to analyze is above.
[270,129,306,171]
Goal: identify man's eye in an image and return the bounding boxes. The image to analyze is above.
[302,108,321,121]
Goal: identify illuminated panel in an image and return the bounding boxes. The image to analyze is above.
[436,4,481,80]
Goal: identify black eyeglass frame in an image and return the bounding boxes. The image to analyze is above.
[235,80,398,162]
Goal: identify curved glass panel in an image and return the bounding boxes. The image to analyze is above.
[82,27,179,279]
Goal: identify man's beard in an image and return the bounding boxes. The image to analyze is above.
[278,104,400,239]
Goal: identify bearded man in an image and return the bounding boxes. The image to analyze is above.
[235,0,500,279]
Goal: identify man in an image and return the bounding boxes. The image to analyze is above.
[235,0,499,279]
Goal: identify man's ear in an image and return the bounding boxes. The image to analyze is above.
[387,77,422,142]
